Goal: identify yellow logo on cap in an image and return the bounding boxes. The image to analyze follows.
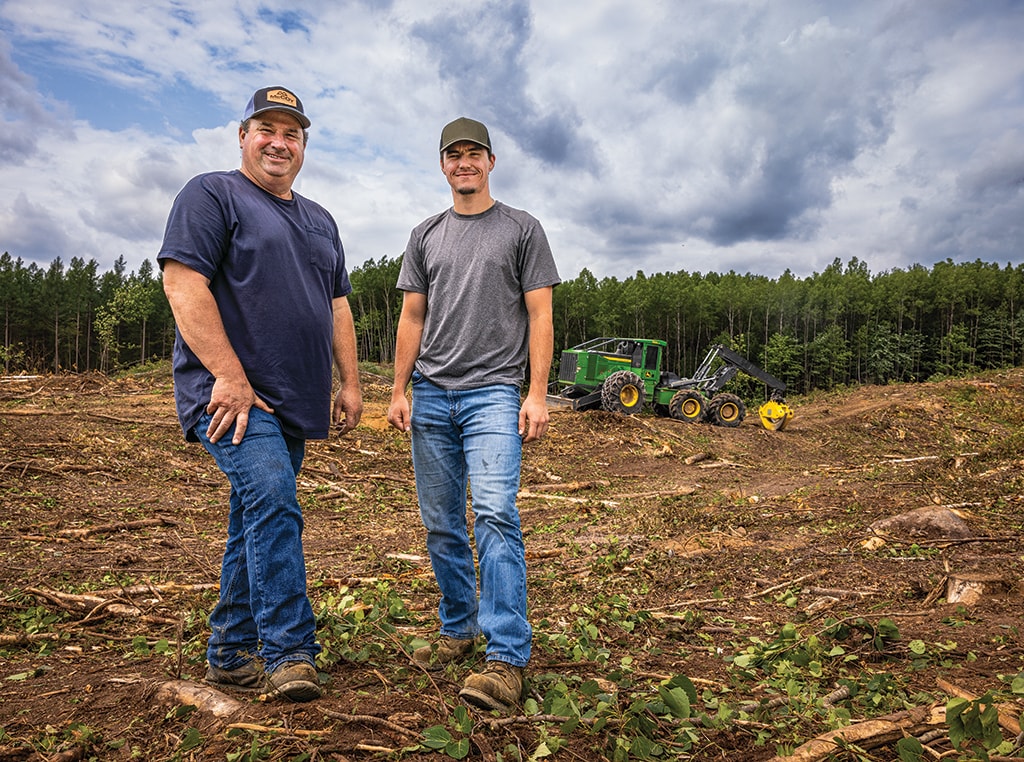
[266,89,298,108]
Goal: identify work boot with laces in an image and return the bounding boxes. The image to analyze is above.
[264,661,322,702]
[411,635,476,671]
[459,660,524,713]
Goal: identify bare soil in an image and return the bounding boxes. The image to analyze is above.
[2,368,1023,761]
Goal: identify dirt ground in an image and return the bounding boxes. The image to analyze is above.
[2,367,1023,761]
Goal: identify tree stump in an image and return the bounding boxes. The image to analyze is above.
[945,572,1014,606]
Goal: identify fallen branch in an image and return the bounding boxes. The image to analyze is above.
[0,631,63,645]
[769,704,946,762]
[649,572,824,616]
[804,586,879,599]
[354,743,399,753]
[883,455,939,464]
[486,713,596,730]
[903,535,1007,547]
[86,412,179,427]
[309,488,357,500]
[749,572,823,600]
[227,722,329,738]
[23,587,179,625]
[88,581,218,598]
[359,472,415,485]
[2,461,117,478]
[319,709,420,739]
[684,452,713,465]
[58,516,178,539]
[822,684,852,707]
[517,490,619,507]
[524,479,610,493]
[612,487,698,500]
[26,586,146,616]
[526,548,563,559]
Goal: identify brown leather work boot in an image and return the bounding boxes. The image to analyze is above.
[459,660,524,713]
[411,635,477,671]
[264,661,322,702]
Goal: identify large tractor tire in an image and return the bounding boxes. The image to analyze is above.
[669,390,705,423]
[601,370,645,415]
[708,393,746,427]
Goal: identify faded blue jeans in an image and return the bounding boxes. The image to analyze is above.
[194,408,320,673]
[410,373,532,667]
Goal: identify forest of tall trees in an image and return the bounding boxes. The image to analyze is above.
[3,249,1023,395]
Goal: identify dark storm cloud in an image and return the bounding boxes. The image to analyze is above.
[697,17,899,246]
[647,46,726,105]
[410,0,598,171]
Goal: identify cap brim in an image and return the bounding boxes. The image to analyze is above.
[440,138,490,153]
[249,106,311,129]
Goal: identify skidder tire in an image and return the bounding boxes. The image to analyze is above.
[708,393,746,427]
[669,390,705,423]
[601,371,645,415]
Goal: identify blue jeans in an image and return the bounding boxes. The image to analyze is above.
[193,408,320,673]
[410,374,531,667]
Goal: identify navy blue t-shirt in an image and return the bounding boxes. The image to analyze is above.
[157,170,351,441]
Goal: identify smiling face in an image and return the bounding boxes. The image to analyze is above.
[239,111,307,198]
[441,141,495,201]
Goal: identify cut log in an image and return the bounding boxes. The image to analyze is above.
[154,680,246,721]
[769,704,945,762]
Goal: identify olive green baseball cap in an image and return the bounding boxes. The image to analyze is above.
[439,117,491,153]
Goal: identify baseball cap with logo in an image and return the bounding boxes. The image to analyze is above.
[439,117,491,153]
[242,86,311,129]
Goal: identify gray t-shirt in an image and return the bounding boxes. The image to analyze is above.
[397,201,561,390]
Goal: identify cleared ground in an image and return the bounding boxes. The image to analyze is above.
[2,367,1023,761]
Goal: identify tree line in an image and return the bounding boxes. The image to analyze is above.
[3,250,1023,395]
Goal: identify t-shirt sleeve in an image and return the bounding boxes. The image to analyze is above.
[519,216,561,292]
[157,175,229,279]
[326,220,352,299]
[396,228,428,294]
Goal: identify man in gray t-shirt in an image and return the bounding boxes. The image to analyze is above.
[388,117,560,713]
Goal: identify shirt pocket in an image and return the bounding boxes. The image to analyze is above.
[306,226,337,272]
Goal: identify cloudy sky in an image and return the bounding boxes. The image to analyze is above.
[1,1,1022,282]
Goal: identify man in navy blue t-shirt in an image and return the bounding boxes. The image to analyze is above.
[158,86,362,702]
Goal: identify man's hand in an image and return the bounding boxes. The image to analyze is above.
[519,394,550,443]
[205,374,274,445]
[387,391,412,433]
[333,385,364,435]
